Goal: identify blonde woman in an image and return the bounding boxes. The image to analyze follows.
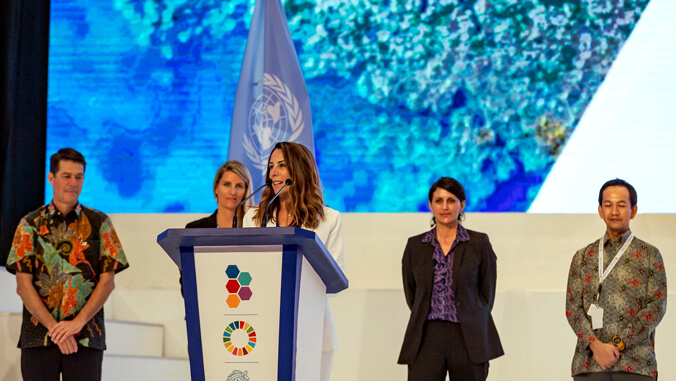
[243,142,345,381]
[180,161,253,296]
[186,160,253,228]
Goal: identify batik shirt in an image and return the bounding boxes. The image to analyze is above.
[424,225,470,322]
[6,202,129,350]
[566,229,667,378]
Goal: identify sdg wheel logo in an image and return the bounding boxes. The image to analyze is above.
[223,321,257,356]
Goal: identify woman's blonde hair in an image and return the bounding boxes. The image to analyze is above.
[253,142,325,229]
[213,160,253,227]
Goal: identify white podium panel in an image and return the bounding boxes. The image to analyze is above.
[194,245,283,380]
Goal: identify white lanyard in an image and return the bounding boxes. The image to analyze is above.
[598,233,634,284]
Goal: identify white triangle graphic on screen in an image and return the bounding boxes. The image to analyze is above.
[528,0,676,213]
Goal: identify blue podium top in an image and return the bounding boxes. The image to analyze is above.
[157,227,348,294]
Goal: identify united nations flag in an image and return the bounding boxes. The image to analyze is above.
[228,0,315,198]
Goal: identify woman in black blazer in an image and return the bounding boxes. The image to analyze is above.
[180,161,253,295]
[398,177,503,380]
[185,160,252,229]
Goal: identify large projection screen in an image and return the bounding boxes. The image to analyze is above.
[46,0,676,213]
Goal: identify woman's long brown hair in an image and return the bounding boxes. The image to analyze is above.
[252,142,325,229]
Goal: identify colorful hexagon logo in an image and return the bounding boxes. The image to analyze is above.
[225,265,252,308]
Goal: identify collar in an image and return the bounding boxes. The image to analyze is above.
[603,228,632,246]
[422,224,470,243]
[47,201,83,218]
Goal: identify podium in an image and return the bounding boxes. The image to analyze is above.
[157,227,348,381]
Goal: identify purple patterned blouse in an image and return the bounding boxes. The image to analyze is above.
[424,224,470,322]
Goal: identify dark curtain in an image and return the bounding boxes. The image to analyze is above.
[1,0,50,266]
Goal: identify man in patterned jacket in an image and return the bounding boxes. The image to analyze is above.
[6,148,129,381]
[566,179,667,381]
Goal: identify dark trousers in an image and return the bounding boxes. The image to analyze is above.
[21,345,104,381]
[574,372,655,381]
[408,320,488,381]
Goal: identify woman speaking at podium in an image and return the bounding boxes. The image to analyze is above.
[243,142,345,381]
[398,177,503,381]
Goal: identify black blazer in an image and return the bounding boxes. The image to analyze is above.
[185,210,218,228]
[398,229,504,364]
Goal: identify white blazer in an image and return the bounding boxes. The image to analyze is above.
[243,205,345,351]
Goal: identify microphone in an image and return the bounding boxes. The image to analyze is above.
[261,179,292,227]
[232,179,272,228]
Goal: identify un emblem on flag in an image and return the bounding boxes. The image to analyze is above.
[243,73,305,171]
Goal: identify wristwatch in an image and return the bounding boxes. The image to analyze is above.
[612,336,625,351]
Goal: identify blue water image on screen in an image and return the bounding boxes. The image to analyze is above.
[46,0,649,213]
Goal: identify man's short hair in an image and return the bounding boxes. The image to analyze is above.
[50,148,87,174]
[598,178,637,207]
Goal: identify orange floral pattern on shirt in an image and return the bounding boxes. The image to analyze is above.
[16,231,34,259]
[68,238,89,267]
[5,203,129,350]
[61,286,79,317]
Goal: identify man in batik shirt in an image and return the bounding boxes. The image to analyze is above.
[566,179,667,381]
[6,148,129,381]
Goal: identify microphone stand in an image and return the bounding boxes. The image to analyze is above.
[261,179,292,227]
[232,180,271,228]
